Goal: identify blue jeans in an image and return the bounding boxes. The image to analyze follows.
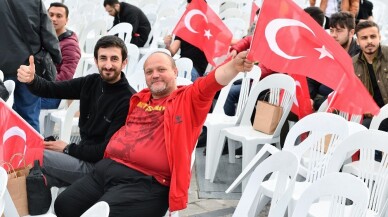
[41,97,61,109]
[224,84,241,116]
[191,67,200,82]
[4,75,40,132]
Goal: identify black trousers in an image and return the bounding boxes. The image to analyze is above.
[54,159,169,217]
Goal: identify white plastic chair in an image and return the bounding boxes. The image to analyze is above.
[175,57,193,80]
[228,112,350,213]
[209,74,296,183]
[107,23,133,44]
[80,201,110,217]
[219,8,243,20]
[124,43,140,78]
[327,129,388,217]
[0,69,4,81]
[370,103,388,130]
[291,172,369,217]
[204,66,261,180]
[3,80,15,108]
[0,166,7,216]
[223,18,247,39]
[318,98,363,123]
[232,151,299,217]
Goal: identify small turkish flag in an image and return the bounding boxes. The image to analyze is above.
[248,0,379,116]
[0,99,44,171]
[173,0,232,66]
[291,75,313,119]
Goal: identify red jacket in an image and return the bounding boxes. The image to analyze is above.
[124,70,223,211]
[56,31,81,81]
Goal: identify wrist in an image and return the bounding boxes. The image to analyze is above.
[63,144,70,154]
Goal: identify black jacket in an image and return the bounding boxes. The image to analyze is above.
[27,73,135,163]
[0,0,61,76]
[113,2,151,47]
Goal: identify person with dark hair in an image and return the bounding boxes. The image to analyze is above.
[53,50,254,216]
[42,2,81,109]
[103,0,151,47]
[353,21,388,133]
[304,6,325,27]
[329,11,360,55]
[17,35,135,187]
[308,11,360,110]
[0,0,62,132]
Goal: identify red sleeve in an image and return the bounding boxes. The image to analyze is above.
[230,36,253,53]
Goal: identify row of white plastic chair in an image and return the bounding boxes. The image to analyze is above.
[229,111,388,217]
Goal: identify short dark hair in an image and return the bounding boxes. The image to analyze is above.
[329,12,355,30]
[49,2,69,18]
[94,35,128,61]
[103,0,119,7]
[304,7,325,27]
[355,20,380,36]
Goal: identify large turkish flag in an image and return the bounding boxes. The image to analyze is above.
[248,0,379,115]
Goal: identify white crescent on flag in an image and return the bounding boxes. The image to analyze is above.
[184,9,209,34]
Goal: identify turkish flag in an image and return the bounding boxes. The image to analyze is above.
[248,0,379,115]
[173,0,233,66]
[0,99,44,171]
[291,75,313,119]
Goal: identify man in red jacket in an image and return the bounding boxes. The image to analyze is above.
[54,51,254,216]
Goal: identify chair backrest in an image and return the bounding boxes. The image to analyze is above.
[318,98,362,123]
[223,18,247,39]
[78,19,107,54]
[4,80,15,108]
[284,112,349,182]
[149,17,179,49]
[291,172,369,217]
[239,74,296,138]
[107,23,133,44]
[0,166,7,216]
[212,65,262,115]
[219,7,243,20]
[233,151,299,217]
[0,70,4,81]
[60,100,80,143]
[327,129,388,215]
[175,57,193,80]
[124,43,140,77]
[370,103,388,130]
[80,201,110,217]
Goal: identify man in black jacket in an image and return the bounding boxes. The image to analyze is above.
[17,36,135,187]
[0,0,62,132]
[104,0,151,47]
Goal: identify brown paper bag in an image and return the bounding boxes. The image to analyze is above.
[253,101,283,134]
[2,154,31,216]
[323,134,333,153]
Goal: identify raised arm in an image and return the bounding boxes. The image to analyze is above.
[215,51,253,86]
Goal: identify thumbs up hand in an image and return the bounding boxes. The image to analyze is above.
[17,55,36,83]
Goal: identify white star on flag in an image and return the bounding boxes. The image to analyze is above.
[204,29,212,39]
[315,45,334,60]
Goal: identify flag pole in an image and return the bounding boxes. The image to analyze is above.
[326,74,346,112]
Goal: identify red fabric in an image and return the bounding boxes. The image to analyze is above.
[250,2,260,26]
[104,70,223,211]
[230,35,252,53]
[0,99,43,171]
[248,0,379,115]
[173,0,232,66]
[105,98,170,186]
[291,75,313,119]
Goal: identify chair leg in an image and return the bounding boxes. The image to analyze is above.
[204,127,220,179]
[209,133,227,183]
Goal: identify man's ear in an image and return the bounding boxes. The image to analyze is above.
[121,58,128,70]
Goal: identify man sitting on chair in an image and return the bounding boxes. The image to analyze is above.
[17,36,135,187]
